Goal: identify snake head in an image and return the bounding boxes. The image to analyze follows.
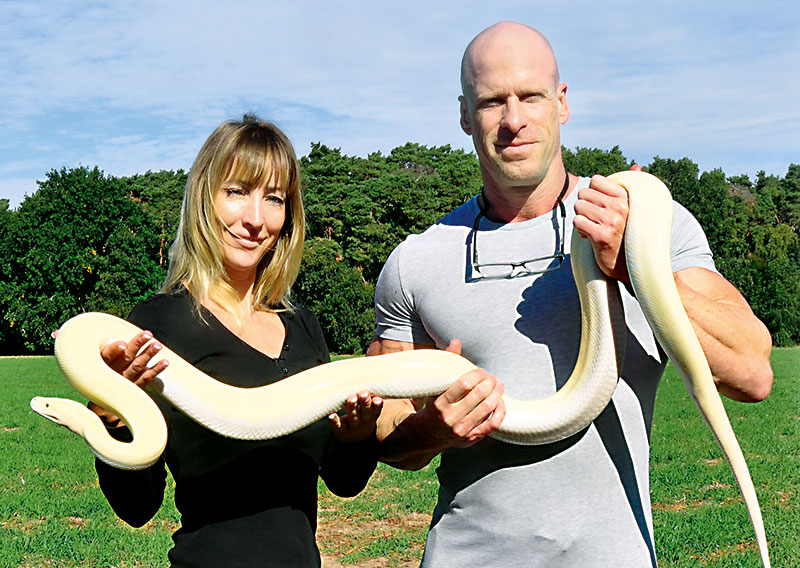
[30,397,61,423]
[30,397,86,434]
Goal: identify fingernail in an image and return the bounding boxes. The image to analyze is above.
[143,332,152,340]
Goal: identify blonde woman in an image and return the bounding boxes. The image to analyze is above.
[91,115,381,567]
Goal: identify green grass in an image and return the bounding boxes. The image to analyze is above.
[1,350,798,567]
[0,357,179,567]
[649,348,799,567]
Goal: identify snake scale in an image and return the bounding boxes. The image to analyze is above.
[30,171,770,566]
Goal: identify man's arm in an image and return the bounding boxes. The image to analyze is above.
[367,337,506,470]
[574,174,773,402]
[673,267,772,401]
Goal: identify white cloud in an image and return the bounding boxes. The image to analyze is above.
[1,0,798,208]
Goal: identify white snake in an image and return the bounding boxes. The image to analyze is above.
[30,170,769,566]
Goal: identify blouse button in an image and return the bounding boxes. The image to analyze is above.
[284,343,290,351]
[281,367,289,374]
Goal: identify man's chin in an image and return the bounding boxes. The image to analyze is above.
[490,164,543,188]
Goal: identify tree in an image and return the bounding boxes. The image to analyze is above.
[0,146,797,353]
[0,199,20,352]
[562,145,633,177]
[120,169,187,266]
[2,167,162,353]
[293,238,375,354]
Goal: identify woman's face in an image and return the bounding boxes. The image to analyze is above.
[213,173,287,282]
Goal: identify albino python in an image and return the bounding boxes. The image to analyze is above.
[30,170,769,566]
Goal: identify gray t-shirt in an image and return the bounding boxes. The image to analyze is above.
[374,177,716,568]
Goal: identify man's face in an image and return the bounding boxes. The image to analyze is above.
[460,41,569,192]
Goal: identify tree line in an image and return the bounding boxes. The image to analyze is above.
[1,143,798,355]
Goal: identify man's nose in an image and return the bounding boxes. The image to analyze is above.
[500,98,525,132]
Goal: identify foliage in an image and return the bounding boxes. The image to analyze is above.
[0,145,798,353]
[120,169,187,267]
[300,142,480,351]
[647,157,800,345]
[562,144,634,177]
[301,142,480,285]
[293,238,375,354]
[0,167,163,353]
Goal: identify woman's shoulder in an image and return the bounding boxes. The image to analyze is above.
[127,289,194,333]
[285,302,318,324]
[283,302,322,337]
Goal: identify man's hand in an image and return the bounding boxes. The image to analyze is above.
[373,338,506,469]
[572,165,641,287]
[413,339,506,448]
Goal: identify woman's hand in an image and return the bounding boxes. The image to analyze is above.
[90,330,169,428]
[329,391,383,443]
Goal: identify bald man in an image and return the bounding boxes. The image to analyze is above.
[369,21,772,567]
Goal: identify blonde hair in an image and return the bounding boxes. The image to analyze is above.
[162,114,305,316]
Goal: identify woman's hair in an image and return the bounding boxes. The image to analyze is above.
[162,114,305,315]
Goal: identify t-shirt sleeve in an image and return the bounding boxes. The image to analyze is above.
[373,242,434,345]
[669,201,718,274]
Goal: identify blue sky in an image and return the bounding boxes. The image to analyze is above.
[1,1,798,208]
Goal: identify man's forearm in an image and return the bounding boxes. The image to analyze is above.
[376,400,444,471]
[676,268,773,402]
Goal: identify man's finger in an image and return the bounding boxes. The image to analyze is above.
[445,338,462,355]
[459,379,505,433]
[439,369,493,404]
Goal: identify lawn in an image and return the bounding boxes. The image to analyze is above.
[0,349,797,567]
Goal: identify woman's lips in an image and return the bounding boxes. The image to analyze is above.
[224,226,263,249]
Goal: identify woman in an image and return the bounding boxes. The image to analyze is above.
[90,114,381,567]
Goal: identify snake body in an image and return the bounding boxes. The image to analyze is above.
[30,171,769,566]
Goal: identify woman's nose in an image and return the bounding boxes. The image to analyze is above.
[241,194,263,228]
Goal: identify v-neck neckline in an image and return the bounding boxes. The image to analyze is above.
[198,303,289,362]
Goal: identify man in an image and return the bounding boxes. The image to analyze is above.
[368,21,773,567]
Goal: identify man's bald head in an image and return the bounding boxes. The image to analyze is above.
[456,21,570,198]
[460,21,560,107]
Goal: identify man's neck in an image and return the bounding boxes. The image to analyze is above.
[481,171,576,223]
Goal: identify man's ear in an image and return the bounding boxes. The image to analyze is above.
[459,95,472,135]
[557,82,570,125]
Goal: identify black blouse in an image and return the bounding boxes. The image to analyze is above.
[94,291,376,567]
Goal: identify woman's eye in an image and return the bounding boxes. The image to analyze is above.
[266,195,285,205]
[224,186,245,196]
